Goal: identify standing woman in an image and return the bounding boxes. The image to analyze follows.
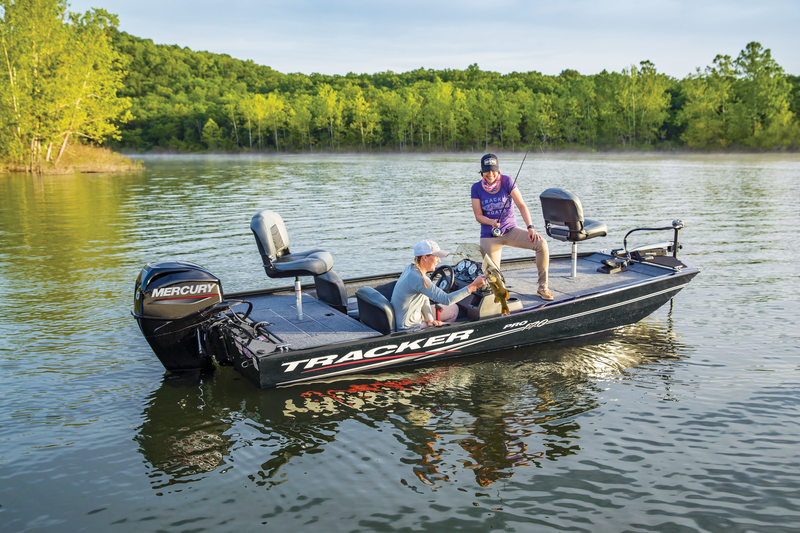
[470,153,553,300]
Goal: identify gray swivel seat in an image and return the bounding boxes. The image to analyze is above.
[539,188,608,277]
[250,210,334,319]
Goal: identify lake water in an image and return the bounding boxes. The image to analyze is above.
[1,153,799,532]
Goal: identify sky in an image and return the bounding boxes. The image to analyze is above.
[66,0,800,78]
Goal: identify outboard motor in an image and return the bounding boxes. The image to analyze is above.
[133,261,227,372]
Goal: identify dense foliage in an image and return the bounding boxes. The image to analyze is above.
[109,31,799,153]
[0,0,131,171]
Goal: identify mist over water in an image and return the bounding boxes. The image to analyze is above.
[1,153,799,532]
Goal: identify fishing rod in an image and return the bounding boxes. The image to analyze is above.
[491,136,537,237]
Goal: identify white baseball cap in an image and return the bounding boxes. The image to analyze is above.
[413,239,449,258]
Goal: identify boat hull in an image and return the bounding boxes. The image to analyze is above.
[224,267,698,389]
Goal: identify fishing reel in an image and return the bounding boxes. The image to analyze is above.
[492,227,508,237]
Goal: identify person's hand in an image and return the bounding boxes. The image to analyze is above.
[426,319,443,327]
[528,228,542,244]
[469,274,488,292]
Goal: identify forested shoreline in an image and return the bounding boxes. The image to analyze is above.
[2,1,799,173]
[110,32,800,155]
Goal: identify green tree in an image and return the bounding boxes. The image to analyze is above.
[419,79,468,150]
[400,86,422,150]
[221,92,241,148]
[496,91,522,150]
[635,60,671,146]
[553,71,588,148]
[617,65,639,147]
[376,89,402,150]
[732,42,796,148]
[238,93,256,150]
[0,0,67,167]
[249,93,268,150]
[679,44,798,149]
[287,93,314,151]
[313,84,342,149]
[261,92,286,151]
[346,88,378,150]
[519,90,557,149]
[677,55,737,148]
[0,0,131,171]
[466,87,496,150]
[201,117,221,150]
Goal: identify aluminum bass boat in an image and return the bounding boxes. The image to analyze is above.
[133,187,699,389]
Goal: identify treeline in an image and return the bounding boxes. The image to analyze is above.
[111,32,800,153]
[2,0,799,172]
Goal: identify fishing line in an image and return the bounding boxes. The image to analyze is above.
[491,136,537,237]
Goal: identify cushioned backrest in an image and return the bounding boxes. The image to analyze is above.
[355,286,396,334]
[374,281,396,301]
[539,188,585,228]
[314,270,348,313]
[251,210,290,262]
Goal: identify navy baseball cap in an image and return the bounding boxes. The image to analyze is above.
[481,154,499,172]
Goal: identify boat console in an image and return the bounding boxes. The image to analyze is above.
[431,256,524,319]
[461,289,524,320]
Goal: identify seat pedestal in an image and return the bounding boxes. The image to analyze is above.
[294,277,303,320]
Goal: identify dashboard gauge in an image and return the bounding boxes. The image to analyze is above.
[455,260,466,272]
[438,279,449,289]
[467,263,478,276]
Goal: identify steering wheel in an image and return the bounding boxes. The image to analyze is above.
[430,265,455,292]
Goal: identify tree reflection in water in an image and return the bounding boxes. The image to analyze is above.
[136,316,689,490]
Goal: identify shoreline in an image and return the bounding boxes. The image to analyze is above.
[0,163,144,175]
[121,145,800,157]
[5,147,798,174]
[120,149,800,161]
[0,145,143,175]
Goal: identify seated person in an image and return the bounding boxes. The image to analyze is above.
[391,239,487,331]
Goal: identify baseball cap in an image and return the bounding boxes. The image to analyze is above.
[413,239,449,258]
[481,153,499,172]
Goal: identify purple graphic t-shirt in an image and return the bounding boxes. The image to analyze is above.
[471,175,517,238]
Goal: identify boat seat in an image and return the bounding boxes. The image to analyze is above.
[355,286,396,335]
[251,210,333,319]
[374,281,397,301]
[251,210,333,279]
[539,188,608,277]
[314,270,348,314]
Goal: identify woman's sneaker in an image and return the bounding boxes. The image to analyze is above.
[537,285,554,301]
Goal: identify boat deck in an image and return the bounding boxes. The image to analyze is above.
[242,253,675,352]
[501,253,657,305]
[245,294,381,350]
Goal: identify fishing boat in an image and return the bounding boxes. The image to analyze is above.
[133,187,699,389]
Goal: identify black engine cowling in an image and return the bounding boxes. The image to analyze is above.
[134,261,226,372]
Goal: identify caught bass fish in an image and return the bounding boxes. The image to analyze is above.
[482,255,510,316]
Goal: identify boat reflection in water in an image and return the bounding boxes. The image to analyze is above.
[136,315,689,490]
